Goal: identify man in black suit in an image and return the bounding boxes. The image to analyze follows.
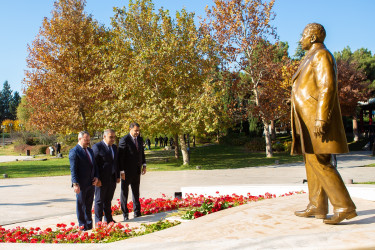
[154,137,158,148]
[56,142,61,154]
[92,129,120,225]
[69,131,99,231]
[118,122,147,220]
[159,136,163,147]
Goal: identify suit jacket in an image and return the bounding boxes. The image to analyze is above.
[92,141,119,185]
[291,43,348,155]
[118,134,146,176]
[69,144,99,189]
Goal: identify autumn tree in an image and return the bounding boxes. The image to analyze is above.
[107,0,225,164]
[204,0,288,157]
[334,47,373,141]
[23,0,114,134]
[336,58,370,141]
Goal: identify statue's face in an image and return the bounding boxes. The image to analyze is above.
[300,29,313,51]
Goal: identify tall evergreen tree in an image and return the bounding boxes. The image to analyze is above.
[9,91,21,120]
[0,81,13,121]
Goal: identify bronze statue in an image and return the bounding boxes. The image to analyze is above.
[291,23,356,224]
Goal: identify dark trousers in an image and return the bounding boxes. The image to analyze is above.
[94,175,117,224]
[120,174,141,216]
[76,185,95,230]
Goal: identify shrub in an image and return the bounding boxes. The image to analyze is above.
[244,137,266,151]
[219,133,250,146]
[13,144,49,155]
[283,141,292,153]
[272,141,285,152]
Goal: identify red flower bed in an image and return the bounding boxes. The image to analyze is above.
[2,191,303,243]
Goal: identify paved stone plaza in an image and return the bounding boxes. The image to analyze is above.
[1,151,375,249]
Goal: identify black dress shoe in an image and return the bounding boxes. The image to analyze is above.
[134,212,142,218]
[123,215,129,221]
[323,210,357,225]
[295,208,327,219]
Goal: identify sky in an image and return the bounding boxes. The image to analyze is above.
[0,0,374,95]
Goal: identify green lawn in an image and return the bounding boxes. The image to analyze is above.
[146,144,303,171]
[0,144,304,178]
[0,157,70,178]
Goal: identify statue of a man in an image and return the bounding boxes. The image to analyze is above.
[291,23,356,224]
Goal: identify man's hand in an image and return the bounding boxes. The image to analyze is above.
[92,177,98,186]
[116,178,121,183]
[142,166,147,175]
[95,179,102,187]
[314,120,328,138]
[121,173,125,180]
[73,185,80,194]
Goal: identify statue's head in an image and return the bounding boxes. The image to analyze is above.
[300,23,326,50]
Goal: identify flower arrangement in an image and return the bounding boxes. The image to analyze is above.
[1,191,304,243]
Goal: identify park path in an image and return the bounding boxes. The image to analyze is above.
[0,151,374,249]
[0,155,33,163]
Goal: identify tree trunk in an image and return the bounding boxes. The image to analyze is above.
[352,115,359,142]
[179,134,189,165]
[263,120,273,158]
[193,135,196,147]
[271,120,276,140]
[174,133,179,159]
[79,106,88,131]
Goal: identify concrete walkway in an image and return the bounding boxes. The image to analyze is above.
[1,151,375,249]
[0,155,33,163]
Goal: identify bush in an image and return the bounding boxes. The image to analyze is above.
[219,133,250,146]
[272,141,285,152]
[283,141,292,153]
[34,145,49,154]
[244,137,266,151]
[14,144,50,155]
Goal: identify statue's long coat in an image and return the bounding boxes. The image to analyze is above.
[291,43,348,155]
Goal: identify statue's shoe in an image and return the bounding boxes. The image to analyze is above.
[294,208,327,219]
[323,210,357,225]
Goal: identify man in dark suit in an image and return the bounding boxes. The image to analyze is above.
[118,122,147,220]
[159,135,163,147]
[154,137,158,148]
[92,129,120,225]
[56,142,61,154]
[164,136,168,147]
[69,131,99,230]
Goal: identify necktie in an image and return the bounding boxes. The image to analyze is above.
[108,145,113,159]
[135,138,139,151]
[84,148,93,165]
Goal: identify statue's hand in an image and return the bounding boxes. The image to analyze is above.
[314,120,327,138]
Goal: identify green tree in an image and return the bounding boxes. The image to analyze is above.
[293,41,305,60]
[9,91,21,120]
[334,47,375,88]
[107,0,224,164]
[0,81,13,121]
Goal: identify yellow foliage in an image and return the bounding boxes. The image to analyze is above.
[1,120,22,132]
